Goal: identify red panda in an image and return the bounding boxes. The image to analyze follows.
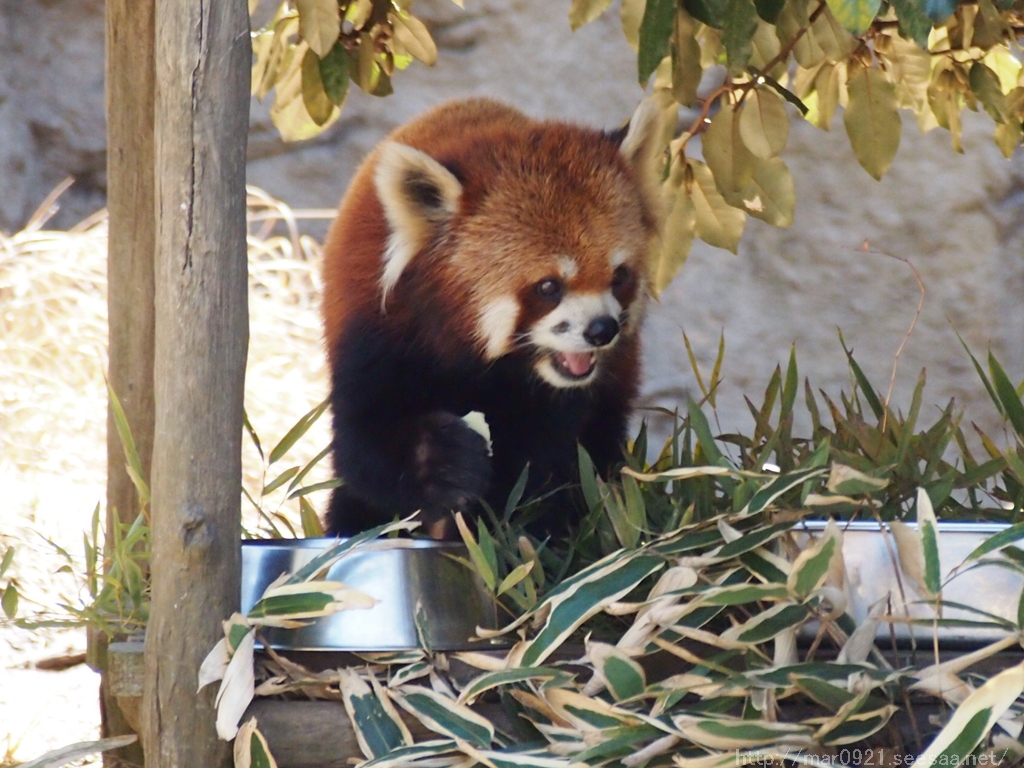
[321,98,664,540]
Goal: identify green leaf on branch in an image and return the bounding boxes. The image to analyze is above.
[970,62,1009,123]
[826,0,882,35]
[316,44,349,106]
[739,88,790,158]
[638,0,677,86]
[687,160,747,252]
[653,152,697,294]
[703,104,756,197]
[684,0,726,27]
[755,0,787,23]
[777,0,827,68]
[922,0,958,24]
[727,156,796,227]
[844,65,901,180]
[672,9,704,106]
[890,0,934,47]
[812,5,858,61]
[721,0,759,75]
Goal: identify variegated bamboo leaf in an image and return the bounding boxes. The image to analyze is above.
[391,684,494,748]
[674,715,814,750]
[587,641,646,701]
[720,602,809,644]
[518,552,664,666]
[826,463,889,495]
[916,487,942,596]
[214,628,255,740]
[910,662,1024,768]
[787,523,840,600]
[338,669,412,759]
[234,718,280,768]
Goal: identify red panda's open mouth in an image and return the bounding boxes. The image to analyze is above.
[551,351,597,381]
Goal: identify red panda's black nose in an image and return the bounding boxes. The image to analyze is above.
[584,316,620,348]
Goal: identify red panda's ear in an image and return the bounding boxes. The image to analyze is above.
[375,142,463,298]
[618,100,667,228]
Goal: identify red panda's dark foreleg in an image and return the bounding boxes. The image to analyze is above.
[324,323,492,539]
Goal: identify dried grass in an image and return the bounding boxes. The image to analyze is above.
[1,184,337,584]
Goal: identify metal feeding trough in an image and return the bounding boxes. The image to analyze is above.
[240,538,500,651]
[800,520,1022,646]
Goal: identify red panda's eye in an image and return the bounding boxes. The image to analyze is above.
[535,278,564,301]
[611,266,632,289]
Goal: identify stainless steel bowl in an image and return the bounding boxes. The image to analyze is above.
[241,538,500,651]
[800,520,1022,646]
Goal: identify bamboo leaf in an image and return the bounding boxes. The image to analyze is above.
[843,66,901,180]
[214,628,256,740]
[910,661,1024,768]
[391,684,495,748]
[721,602,809,644]
[458,667,574,705]
[988,352,1024,438]
[269,398,330,465]
[588,642,646,701]
[519,553,663,666]
[14,736,140,768]
[338,669,412,759]
[676,715,813,750]
[788,525,839,600]
[916,487,942,596]
[826,464,889,495]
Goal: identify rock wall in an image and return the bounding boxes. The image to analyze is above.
[7,0,1024,442]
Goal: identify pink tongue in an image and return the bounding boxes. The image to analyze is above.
[560,352,594,376]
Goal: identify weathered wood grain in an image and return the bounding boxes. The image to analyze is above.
[142,1,251,766]
[104,1,155,764]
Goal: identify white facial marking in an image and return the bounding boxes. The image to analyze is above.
[530,292,622,352]
[476,295,519,360]
[557,256,579,280]
[610,248,629,268]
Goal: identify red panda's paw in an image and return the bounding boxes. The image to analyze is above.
[414,411,492,519]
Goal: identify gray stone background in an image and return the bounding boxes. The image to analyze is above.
[3,0,1022,446]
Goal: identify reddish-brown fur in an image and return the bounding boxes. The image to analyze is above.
[320,98,663,538]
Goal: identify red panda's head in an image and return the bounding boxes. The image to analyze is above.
[371,100,665,389]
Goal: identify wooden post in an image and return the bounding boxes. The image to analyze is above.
[143,1,251,766]
[104,1,155,764]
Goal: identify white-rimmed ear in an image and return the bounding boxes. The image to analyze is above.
[619,99,664,171]
[617,100,667,226]
[374,142,463,299]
